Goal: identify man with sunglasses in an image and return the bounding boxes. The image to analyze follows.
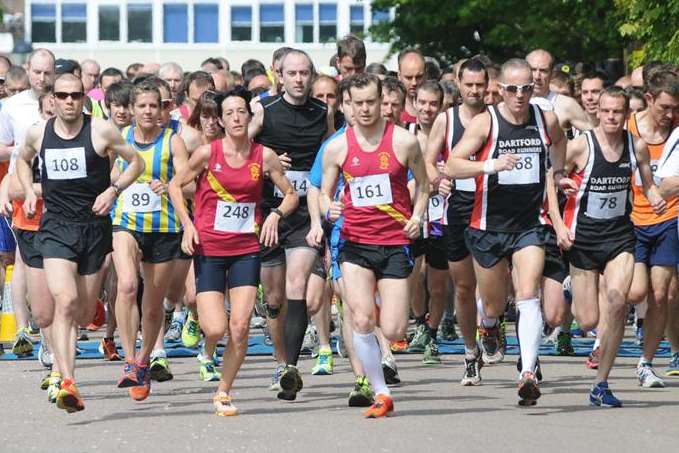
[426,57,489,384]
[447,58,573,406]
[526,49,592,133]
[16,73,144,413]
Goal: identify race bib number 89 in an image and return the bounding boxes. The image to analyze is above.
[45,147,87,180]
[214,201,255,233]
[586,190,627,219]
[498,153,540,185]
[122,183,162,213]
[349,174,393,207]
[275,171,310,197]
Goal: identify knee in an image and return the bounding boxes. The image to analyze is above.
[428,284,446,303]
[651,289,669,307]
[351,310,376,334]
[264,289,284,308]
[286,275,308,296]
[577,316,598,333]
[544,311,564,329]
[33,308,53,328]
[116,277,138,303]
[381,320,408,342]
[203,321,227,341]
[229,321,250,346]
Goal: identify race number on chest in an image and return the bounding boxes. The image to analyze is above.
[498,152,540,185]
[45,147,87,180]
[214,201,255,233]
[349,173,393,207]
[122,183,162,213]
[274,171,310,197]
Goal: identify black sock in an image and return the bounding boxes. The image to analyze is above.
[637,318,644,329]
[415,315,427,326]
[284,299,308,366]
[427,324,438,340]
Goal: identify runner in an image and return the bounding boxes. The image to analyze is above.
[168,87,298,415]
[381,77,407,126]
[397,49,425,124]
[336,35,367,79]
[249,49,333,400]
[447,58,572,406]
[188,91,227,144]
[425,57,488,383]
[627,69,679,387]
[111,80,189,400]
[173,71,215,123]
[320,73,429,417]
[16,73,144,413]
[104,81,134,130]
[158,62,184,101]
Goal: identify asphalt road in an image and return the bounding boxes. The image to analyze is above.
[1,340,678,453]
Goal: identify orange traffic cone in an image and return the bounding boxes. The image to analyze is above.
[0,265,17,346]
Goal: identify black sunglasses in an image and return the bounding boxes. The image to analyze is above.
[54,91,85,100]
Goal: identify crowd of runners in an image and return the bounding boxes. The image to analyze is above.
[0,34,678,417]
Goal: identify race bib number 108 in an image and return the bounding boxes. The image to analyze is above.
[44,147,87,180]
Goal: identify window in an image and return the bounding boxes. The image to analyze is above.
[194,4,219,43]
[61,4,87,43]
[295,4,313,43]
[99,5,120,41]
[128,3,153,43]
[231,6,252,41]
[260,4,284,43]
[31,3,56,43]
[372,7,390,24]
[164,4,188,43]
[319,4,337,43]
[350,5,364,35]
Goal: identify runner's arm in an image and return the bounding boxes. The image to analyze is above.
[102,121,145,192]
[264,146,299,218]
[560,96,593,132]
[635,138,666,214]
[248,102,264,139]
[405,134,430,227]
[424,112,448,187]
[657,129,679,199]
[169,134,195,198]
[319,140,343,221]
[16,126,40,216]
[168,143,210,229]
[546,112,576,196]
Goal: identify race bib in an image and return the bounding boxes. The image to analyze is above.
[456,177,476,192]
[586,190,627,219]
[214,201,255,233]
[275,170,310,197]
[121,183,162,213]
[349,174,393,207]
[498,153,540,185]
[635,160,660,186]
[428,195,445,222]
[44,147,87,180]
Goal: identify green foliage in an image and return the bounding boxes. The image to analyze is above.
[370,0,624,66]
[616,0,679,66]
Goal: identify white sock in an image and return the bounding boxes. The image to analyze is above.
[172,311,187,322]
[516,298,542,375]
[353,331,390,396]
[477,298,498,327]
[150,348,166,360]
[593,337,601,350]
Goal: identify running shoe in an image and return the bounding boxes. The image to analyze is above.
[277,365,303,401]
[479,325,504,364]
[263,323,273,346]
[117,362,141,388]
[461,349,483,386]
[214,392,238,416]
[11,327,33,356]
[56,379,85,413]
[586,347,600,369]
[666,352,679,377]
[270,364,285,391]
[165,318,183,342]
[636,363,665,388]
[128,365,151,401]
[335,334,346,359]
[100,338,121,361]
[516,356,543,382]
[439,318,458,341]
[555,331,575,356]
[77,329,89,341]
[199,359,222,382]
[390,338,409,353]
[181,312,200,348]
[149,357,174,382]
[311,347,334,375]
[38,339,54,369]
[423,338,441,365]
[382,356,401,386]
[635,326,644,347]
[517,371,541,407]
[348,375,374,407]
[40,371,51,390]
[589,381,622,407]
[47,371,62,404]
[407,324,430,353]
[85,298,106,331]
[363,393,394,418]
[302,325,319,355]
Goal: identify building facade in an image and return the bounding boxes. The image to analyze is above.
[20,0,393,70]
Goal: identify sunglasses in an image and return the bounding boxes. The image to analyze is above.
[54,91,85,100]
[499,83,534,94]
[0,77,5,85]
[161,99,174,109]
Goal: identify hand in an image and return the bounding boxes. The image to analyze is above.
[306,222,324,248]
[279,153,292,171]
[327,200,344,223]
[260,213,280,247]
[149,179,167,195]
[554,222,574,251]
[22,190,37,218]
[91,187,117,216]
[648,187,668,215]
[495,154,520,172]
[556,175,578,196]
[438,177,453,197]
[403,215,421,240]
[181,223,199,255]
[0,191,12,217]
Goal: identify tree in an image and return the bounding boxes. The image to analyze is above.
[617,0,679,66]
[370,0,624,67]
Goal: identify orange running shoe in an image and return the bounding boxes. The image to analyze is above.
[117,362,140,388]
[128,365,151,401]
[390,339,409,353]
[85,299,106,331]
[586,347,600,370]
[56,379,85,413]
[101,338,121,361]
[363,393,394,418]
[214,392,239,416]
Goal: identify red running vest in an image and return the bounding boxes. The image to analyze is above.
[193,139,264,256]
[341,121,413,245]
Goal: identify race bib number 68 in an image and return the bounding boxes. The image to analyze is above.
[498,153,540,185]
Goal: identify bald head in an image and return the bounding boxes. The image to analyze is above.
[526,49,554,97]
[398,49,425,100]
[615,75,632,89]
[26,48,55,95]
[631,66,644,89]
[55,73,84,91]
[81,59,101,92]
[141,63,161,75]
